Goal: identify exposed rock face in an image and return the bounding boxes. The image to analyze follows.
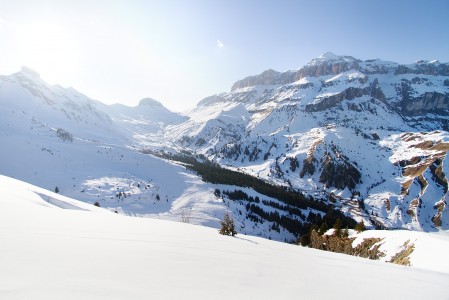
[294,59,360,81]
[226,54,448,131]
[305,79,386,112]
[231,69,295,91]
[395,61,449,76]
[400,92,449,115]
[318,145,361,191]
[231,53,362,91]
[394,132,449,228]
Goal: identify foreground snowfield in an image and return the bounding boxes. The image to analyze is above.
[1,175,448,300]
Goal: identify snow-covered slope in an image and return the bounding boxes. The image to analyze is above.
[0,68,223,226]
[1,175,448,300]
[0,67,315,242]
[168,52,449,231]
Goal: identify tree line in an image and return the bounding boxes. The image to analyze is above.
[144,150,357,239]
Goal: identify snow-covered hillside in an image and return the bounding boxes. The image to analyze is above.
[0,68,225,228]
[168,52,449,231]
[1,175,448,300]
[0,67,317,242]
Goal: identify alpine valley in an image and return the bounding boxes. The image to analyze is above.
[1,52,449,245]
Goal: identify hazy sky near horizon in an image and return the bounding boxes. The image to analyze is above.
[0,0,448,111]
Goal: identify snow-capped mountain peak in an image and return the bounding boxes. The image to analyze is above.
[138,97,164,107]
[319,51,341,60]
[19,66,41,78]
[308,52,359,66]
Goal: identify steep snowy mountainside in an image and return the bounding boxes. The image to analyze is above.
[169,52,449,231]
[1,174,449,300]
[0,66,195,153]
[0,67,186,145]
[0,67,115,142]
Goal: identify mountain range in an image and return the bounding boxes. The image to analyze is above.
[1,52,448,242]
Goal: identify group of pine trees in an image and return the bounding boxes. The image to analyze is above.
[145,150,358,239]
[219,188,356,238]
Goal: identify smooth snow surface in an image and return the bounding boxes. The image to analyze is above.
[1,175,448,300]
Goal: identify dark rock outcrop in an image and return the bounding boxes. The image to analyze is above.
[400,92,449,116]
[305,79,386,112]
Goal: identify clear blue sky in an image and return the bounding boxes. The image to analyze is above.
[0,0,448,111]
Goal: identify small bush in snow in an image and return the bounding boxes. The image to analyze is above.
[56,128,73,142]
[180,208,192,224]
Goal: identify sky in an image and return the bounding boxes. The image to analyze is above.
[0,0,448,112]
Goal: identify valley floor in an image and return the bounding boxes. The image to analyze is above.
[1,175,448,300]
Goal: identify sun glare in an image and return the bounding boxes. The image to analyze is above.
[15,22,79,83]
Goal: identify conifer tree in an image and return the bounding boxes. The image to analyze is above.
[355,221,366,233]
[299,233,311,247]
[333,218,342,237]
[319,222,329,236]
[219,210,237,236]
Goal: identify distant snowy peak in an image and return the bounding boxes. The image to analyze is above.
[102,97,187,128]
[320,51,341,60]
[19,66,41,78]
[308,52,359,65]
[138,97,164,107]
